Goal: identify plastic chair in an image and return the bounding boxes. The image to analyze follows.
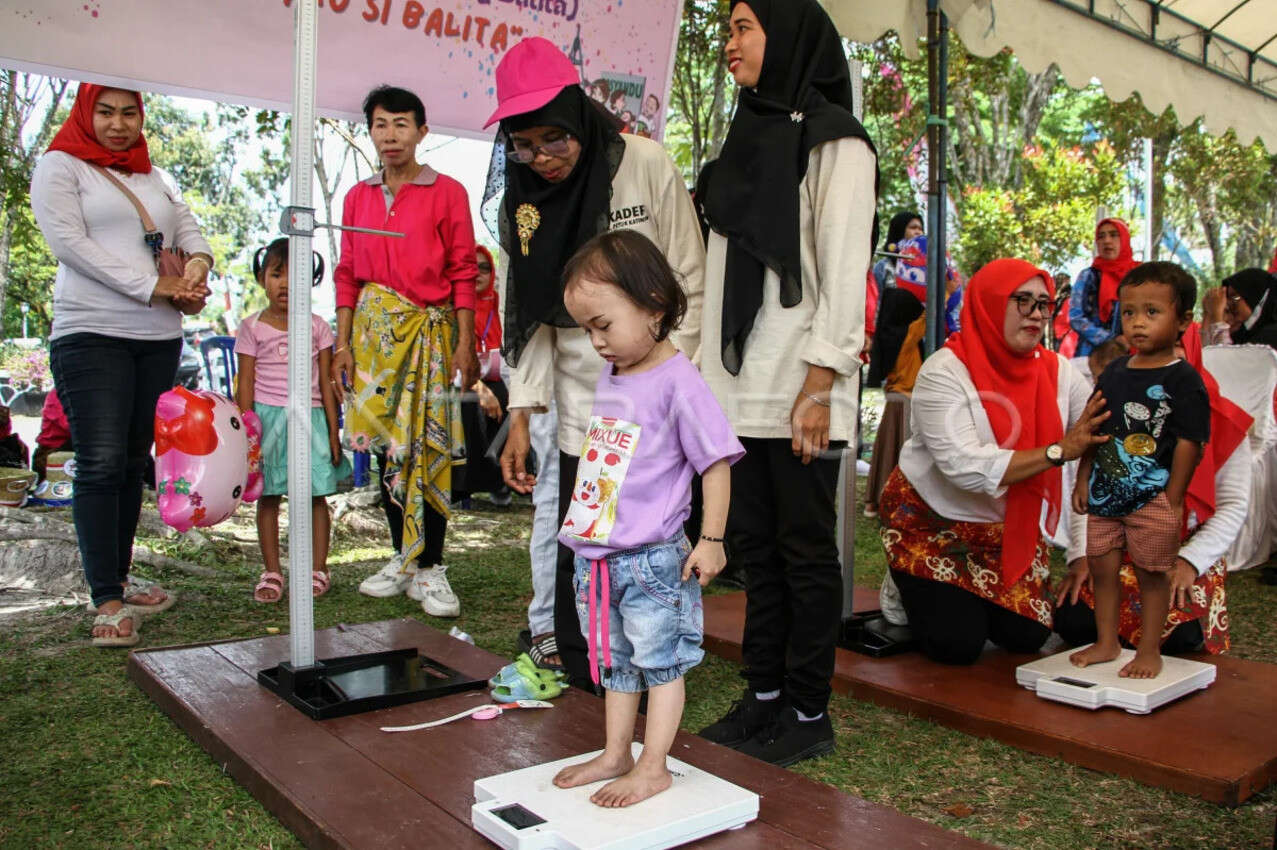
[200,336,237,398]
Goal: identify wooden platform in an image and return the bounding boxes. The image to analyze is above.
[128,619,991,850]
[703,592,1277,806]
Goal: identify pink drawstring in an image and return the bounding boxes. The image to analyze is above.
[586,558,612,686]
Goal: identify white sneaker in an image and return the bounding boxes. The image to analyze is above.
[408,565,460,617]
[357,553,416,598]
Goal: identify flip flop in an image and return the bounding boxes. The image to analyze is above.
[491,668,564,703]
[91,607,140,648]
[312,571,331,598]
[254,571,284,603]
[488,653,567,688]
[86,577,176,615]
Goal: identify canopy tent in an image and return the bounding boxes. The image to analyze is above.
[821,0,1277,351]
[0,0,683,673]
[823,0,1277,150]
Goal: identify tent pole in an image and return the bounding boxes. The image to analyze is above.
[286,0,319,670]
[924,0,949,357]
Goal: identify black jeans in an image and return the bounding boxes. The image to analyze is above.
[1054,597,1204,655]
[375,450,447,567]
[554,451,593,690]
[730,437,845,716]
[49,333,180,607]
[890,568,1051,664]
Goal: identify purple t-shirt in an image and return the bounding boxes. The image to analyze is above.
[233,312,333,407]
[559,352,745,560]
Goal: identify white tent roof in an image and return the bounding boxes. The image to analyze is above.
[823,0,1277,150]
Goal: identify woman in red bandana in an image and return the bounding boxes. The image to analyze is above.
[1054,322,1253,655]
[1068,218,1139,357]
[878,258,1109,664]
[31,84,213,647]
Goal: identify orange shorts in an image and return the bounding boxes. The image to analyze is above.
[1086,491,1179,573]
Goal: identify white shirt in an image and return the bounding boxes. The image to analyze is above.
[504,134,706,455]
[31,151,211,341]
[900,347,1252,575]
[897,347,1093,563]
[699,137,876,441]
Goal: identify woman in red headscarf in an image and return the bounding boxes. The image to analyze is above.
[878,258,1110,664]
[454,245,512,505]
[31,84,214,648]
[1054,322,1253,654]
[1069,218,1139,357]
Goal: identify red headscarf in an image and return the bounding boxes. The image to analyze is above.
[945,258,1062,586]
[473,245,502,354]
[1180,322,1252,528]
[1091,218,1138,325]
[47,83,151,174]
[1268,245,1277,275]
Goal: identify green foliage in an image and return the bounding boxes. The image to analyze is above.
[666,0,734,182]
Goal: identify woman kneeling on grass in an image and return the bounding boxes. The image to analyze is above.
[552,230,743,807]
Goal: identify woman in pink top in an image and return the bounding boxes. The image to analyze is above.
[330,86,479,616]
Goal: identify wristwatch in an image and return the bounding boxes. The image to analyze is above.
[1045,443,1066,466]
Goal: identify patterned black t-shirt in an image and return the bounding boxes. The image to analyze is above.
[1088,356,1209,517]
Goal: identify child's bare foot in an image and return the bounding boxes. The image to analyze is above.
[590,762,672,808]
[1069,642,1121,668]
[553,750,634,789]
[1119,649,1162,679]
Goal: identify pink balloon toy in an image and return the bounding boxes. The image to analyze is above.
[154,387,262,531]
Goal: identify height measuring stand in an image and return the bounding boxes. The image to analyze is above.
[256,0,484,718]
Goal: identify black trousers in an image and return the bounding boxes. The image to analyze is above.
[50,333,180,607]
[890,568,1051,664]
[375,449,446,567]
[1054,598,1205,655]
[554,451,593,689]
[731,437,845,716]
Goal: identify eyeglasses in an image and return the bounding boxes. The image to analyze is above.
[1009,293,1057,318]
[1225,291,1244,304]
[505,133,574,163]
[477,262,493,273]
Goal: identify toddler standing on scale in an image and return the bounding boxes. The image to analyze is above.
[1071,262,1209,678]
[550,230,743,807]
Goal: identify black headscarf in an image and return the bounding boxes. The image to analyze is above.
[495,86,625,366]
[1223,267,1277,348]
[884,211,922,252]
[703,0,879,375]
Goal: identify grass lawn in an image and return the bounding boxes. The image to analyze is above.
[0,491,1274,849]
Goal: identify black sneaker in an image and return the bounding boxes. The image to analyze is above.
[697,690,784,747]
[736,707,835,767]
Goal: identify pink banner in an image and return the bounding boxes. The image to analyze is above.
[0,0,681,139]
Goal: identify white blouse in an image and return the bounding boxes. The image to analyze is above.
[897,347,1093,563]
[31,151,211,341]
[900,347,1252,575]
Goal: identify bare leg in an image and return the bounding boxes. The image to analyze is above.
[1070,549,1123,667]
[591,677,683,808]
[1121,568,1170,678]
[311,497,331,575]
[553,689,639,789]
[255,497,283,602]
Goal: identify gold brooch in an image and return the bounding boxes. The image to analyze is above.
[515,203,541,256]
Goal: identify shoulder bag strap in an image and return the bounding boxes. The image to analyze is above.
[90,163,159,235]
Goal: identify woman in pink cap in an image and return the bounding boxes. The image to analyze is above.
[487,38,705,690]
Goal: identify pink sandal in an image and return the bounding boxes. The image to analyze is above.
[312,571,331,598]
[254,571,284,603]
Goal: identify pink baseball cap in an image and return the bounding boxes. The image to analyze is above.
[484,37,581,129]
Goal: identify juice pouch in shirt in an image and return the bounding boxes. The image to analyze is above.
[560,416,641,545]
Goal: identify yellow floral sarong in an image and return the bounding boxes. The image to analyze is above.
[344,283,465,565]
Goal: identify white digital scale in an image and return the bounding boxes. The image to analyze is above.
[471,742,759,849]
[1016,647,1216,714]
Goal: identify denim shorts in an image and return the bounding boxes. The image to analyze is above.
[573,534,704,693]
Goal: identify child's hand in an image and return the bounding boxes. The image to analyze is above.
[682,539,726,587]
[1071,481,1089,516]
[329,431,343,467]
